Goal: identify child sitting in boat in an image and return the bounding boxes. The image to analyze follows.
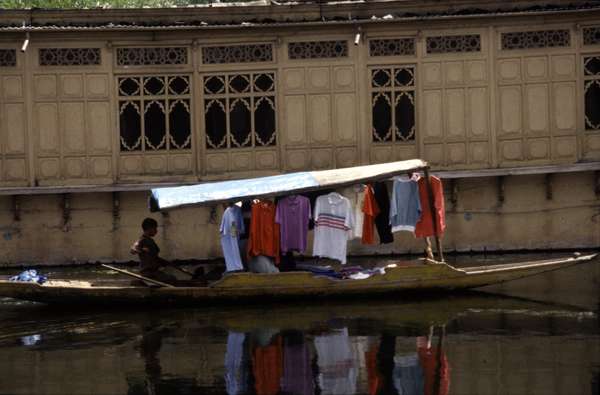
[130,217,178,285]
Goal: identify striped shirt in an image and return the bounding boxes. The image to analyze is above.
[313,193,354,264]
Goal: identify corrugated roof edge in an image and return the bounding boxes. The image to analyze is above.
[0,1,598,30]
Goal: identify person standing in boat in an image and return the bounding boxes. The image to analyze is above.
[130,217,178,285]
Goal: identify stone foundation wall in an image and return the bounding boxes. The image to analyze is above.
[0,172,598,266]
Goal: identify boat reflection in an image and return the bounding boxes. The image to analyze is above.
[223,325,450,395]
[0,292,597,395]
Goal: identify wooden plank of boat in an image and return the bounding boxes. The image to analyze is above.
[150,159,427,211]
[0,254,595,305]
[101,264,174,288]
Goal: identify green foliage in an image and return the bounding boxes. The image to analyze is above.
[0,0,215,9]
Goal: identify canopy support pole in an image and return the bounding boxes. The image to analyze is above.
[423,167,444,262]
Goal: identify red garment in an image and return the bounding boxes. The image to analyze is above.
[252,337,283,395]
[417,342,450,395]
[362,184,380,245]
[415,176,446,238]
[365,344,382,395]
[248,200,280,263]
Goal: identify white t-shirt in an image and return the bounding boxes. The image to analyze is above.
[342,185,366,239]
[313,192,354,264]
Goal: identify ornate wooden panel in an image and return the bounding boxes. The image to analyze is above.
[496,49,579,165]
[525,84,549,135]
[283,95,306,145]
[335,147,357,167]
[308,95,331,143]
[3,103,26,155]
[445,89,466,139]
[468,87,489,139]
[370,145,393,164]
[60,74,84,98]
[4,158,27,181]
[87,102,112,154]
[36,103,60,155]
[333,93,356,144]
[552,82,576,134]
[311,148,332,169]
[32,71,114,183]
[255,150,278,170]
[3,76,22,100]
[61,102,86,154]
[499,86,522,137]
[285,149,309,171]
[34,75,57,99]
[423,90,443,140]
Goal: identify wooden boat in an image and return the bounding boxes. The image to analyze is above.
[1,159,596,305]
[0,253,596,305]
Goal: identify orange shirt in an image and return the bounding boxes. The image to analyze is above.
[415,176,446,238]
[362,184,380,245]
[418,344,450,395]
[252,336,283,395]
[365,344,382,395]
[248,200,280,263]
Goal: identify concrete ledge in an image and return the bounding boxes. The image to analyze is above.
[0,161,599,196]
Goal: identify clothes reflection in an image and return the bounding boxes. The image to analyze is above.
[225,331,249,395]
[226,324,449,395]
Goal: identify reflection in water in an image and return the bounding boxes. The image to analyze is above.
[218,326,451,395]
[0,290,598,395]
[225,331,248,395]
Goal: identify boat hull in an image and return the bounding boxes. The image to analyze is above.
[0,254,596,306]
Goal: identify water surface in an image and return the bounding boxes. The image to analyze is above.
[0,253,598,395]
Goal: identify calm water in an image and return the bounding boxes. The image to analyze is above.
[0,253,599,395]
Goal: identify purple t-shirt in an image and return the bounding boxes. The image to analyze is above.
[275,195,311,253]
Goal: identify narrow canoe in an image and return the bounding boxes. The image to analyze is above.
[0,253,596,306]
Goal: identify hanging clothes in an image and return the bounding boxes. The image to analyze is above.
[343,185,366,239]
[248,199,280,264]
[389,175,422,233]
[281,333,314,395]
[314,328,358,395]
[393,354,424,395]
[252,336,283,395]
[361,184,379,245]
[275,195,311,254]
[313,192,354,264]
[414,176,446,238]
[220,205,245,272]
[417,336,450,395]
[372,182,394,244]
[224,331,249,395]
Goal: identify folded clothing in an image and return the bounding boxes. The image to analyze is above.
[9,269,47,284]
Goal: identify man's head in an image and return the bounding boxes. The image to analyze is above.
[142,217,158,237]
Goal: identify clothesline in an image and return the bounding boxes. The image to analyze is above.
[219,175,446,272]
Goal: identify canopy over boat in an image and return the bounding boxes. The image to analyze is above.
[150,159,427,211]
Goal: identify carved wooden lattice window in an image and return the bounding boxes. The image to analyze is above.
[118,75,191,151]
[204,72,276,149]
[0,49,16,67]
[288,41,348,59]
[202,44,273,64]
[371,66,415,142]
[116,47,187,66]
[583,26,600,46]
[584,56,600,131]
[501,30,570,50]
[369,38,415,57]
[39,48,101,66]
[426,35,480,54]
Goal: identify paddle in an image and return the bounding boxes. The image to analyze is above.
[101,264,174,288]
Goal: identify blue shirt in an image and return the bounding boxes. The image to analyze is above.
[390,177,421,232]
[220,205,245,272]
